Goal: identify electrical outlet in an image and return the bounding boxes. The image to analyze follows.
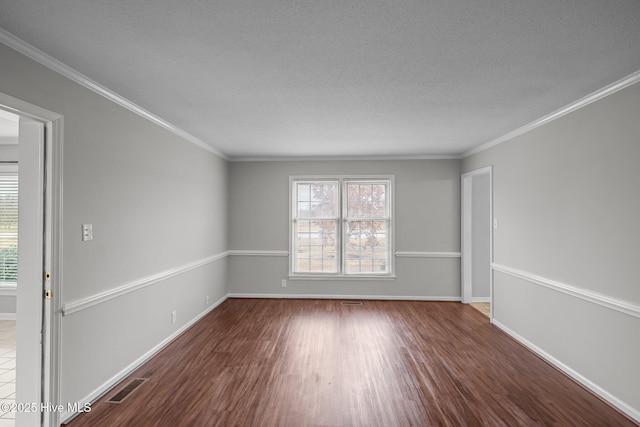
[205,295,210,305]
[281,279,287,288]
[171,310,177,324]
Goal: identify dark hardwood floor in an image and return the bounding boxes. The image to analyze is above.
[66,299,636,426]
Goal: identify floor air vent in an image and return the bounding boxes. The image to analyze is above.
[341,301,363,305]
[106,378,148,404]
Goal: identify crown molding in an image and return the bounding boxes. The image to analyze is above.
[463,69,640,158]
[229,153,462,162]
[0,29,228,160]
[5,28,638,163]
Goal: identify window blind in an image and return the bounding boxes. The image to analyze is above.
[0,172,18,284]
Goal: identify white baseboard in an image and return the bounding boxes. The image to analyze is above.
[0,313,16,320]
[61,294,228,424]
[227,293,461,301]
[493,320,640,423]
[470,297,491,303]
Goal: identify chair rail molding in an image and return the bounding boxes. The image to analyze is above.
[492,263,640,319]
[62,251,229,316]
[395,251,461,258]
[228,250,289,257]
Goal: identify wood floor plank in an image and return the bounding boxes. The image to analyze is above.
[66,299,637,426]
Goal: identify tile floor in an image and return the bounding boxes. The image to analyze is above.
[0,320,16,427]
[470,301,491,318]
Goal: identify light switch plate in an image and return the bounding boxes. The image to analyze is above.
[82,224,93,241]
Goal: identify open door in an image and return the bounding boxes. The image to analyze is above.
[16,118,46,426]
[1,93,61,427]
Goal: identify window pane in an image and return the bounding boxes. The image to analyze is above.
[294,219,337,273]
[372,184,387,217]
[297,182,338,218]
[347,182,387,218]
[345,219,388,274]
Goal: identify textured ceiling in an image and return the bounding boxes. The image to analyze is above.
[1,1,640,159]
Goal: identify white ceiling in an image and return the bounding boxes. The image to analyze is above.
[1,1,639,159]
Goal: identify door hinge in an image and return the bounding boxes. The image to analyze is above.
[44,289,52,299]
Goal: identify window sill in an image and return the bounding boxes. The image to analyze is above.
[288,275,396,281]
[0,284,17,297]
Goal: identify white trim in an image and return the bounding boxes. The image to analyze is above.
[228,250,289,257]
[493,320,640,423]
[493,263,640,319]
[0,92,63,124]
[288,275,397,281]
[0,313,16,320]
[471,297,491,303]
[460,165,493,178]
[228,293,461,301]
[1,92,64,427]
[289,175,396,277]
[61,294,228,424]
[461,166,493,315]
[230,154,461,162]
[395,251,461,258]
[0,29,228,160]
[0,287,16,297]
[47,105,64,427]
[463,69,640,158]
[62,251,229,316]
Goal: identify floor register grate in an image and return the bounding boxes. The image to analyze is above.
[106,378,148,404]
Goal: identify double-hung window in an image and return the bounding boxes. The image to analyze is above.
[290,176,393,277]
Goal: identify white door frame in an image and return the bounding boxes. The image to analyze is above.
[461,166,493,319]
[1,92,63,427]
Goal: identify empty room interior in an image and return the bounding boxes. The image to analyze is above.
[0,1,639,426]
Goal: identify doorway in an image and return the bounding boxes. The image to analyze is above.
[0,109,18,426]
[0,93,62,427]
[461,166,493,320]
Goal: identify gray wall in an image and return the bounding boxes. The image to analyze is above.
[471,172,490,299]
[463,81,640,415]
[0,44,229,408]
[0,294,15,316]
[229,159,461,298]
[0,145,17,161]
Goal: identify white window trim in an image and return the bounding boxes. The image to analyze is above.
[289,175,395,279]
